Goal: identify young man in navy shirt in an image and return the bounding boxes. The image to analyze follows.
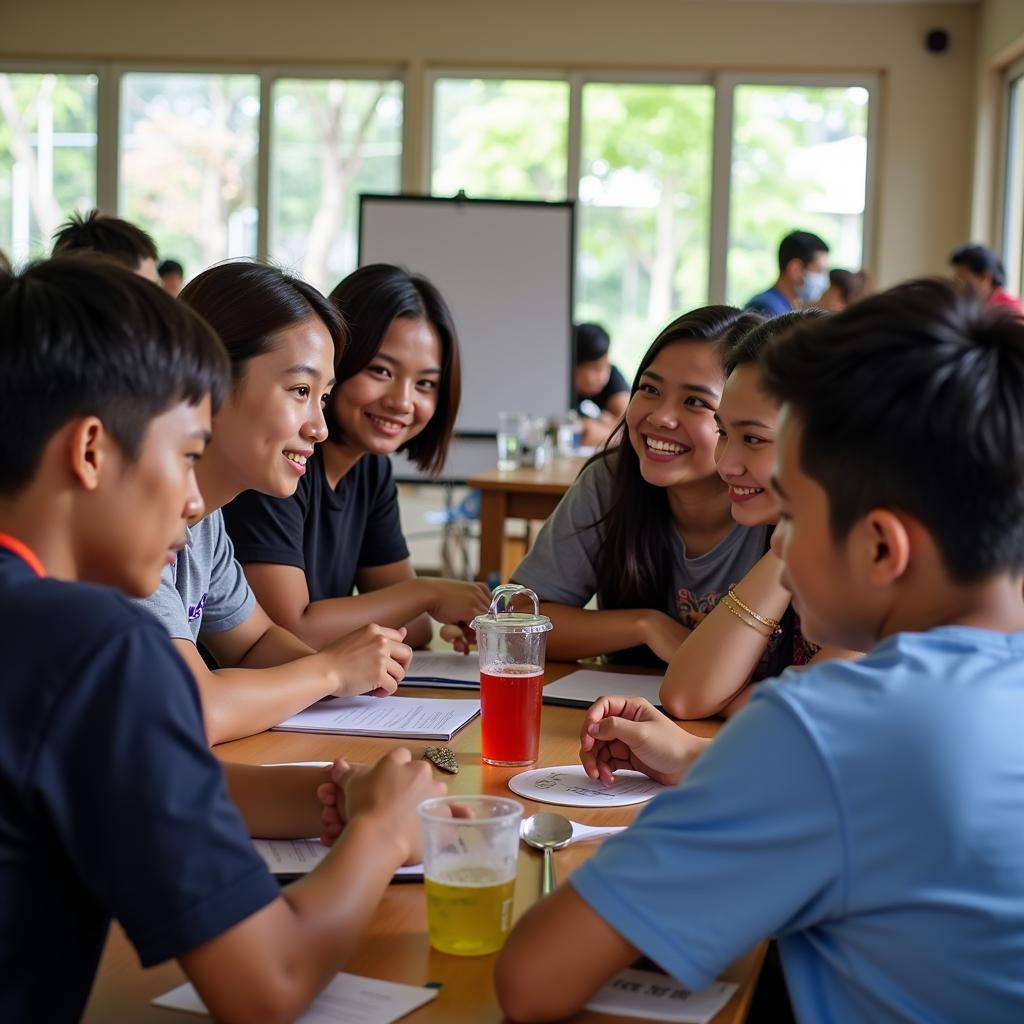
[496,280,1024,1022]
[0,257,446,1022]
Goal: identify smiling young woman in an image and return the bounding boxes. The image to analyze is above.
[511,305,769,666]
[223,263,491,653]
[659,311,861,720]
[135,261,414,746]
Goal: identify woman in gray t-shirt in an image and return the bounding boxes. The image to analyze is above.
[513,306,768,666]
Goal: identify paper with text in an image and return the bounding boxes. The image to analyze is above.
[272,694,479,740]
[253,837,423,880]
[586,969,738,1023]
[508,764,665,807]
[153,973,438,1023]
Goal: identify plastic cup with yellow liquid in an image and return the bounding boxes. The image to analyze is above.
[418,795,523,956]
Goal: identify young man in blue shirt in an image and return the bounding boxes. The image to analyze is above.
[0,258,446,1022]
[496,279,1024,1023]
[745,230,829,316]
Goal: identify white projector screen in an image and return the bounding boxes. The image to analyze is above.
[358,195,575,435]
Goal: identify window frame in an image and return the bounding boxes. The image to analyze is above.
[0,59,106,258]
[0,59,879,299]
[1000,56,1024,297]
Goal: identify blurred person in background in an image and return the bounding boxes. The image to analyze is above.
[949,243,1024,318]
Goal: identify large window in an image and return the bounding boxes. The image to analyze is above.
[270,78,402,294]
[727,83,870,306]
[578,82,713,372]
[119,72,260,275]
[1,62,874,353]
[431,78,569,201]
[0,71,97,264]
[430,72,872,378]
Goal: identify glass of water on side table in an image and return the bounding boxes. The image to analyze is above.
[496,411,528,471]
[418,795,523,956]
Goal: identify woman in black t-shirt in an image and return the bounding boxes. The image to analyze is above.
[224,264,489,651]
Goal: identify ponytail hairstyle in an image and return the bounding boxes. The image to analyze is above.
[591,306,764,612]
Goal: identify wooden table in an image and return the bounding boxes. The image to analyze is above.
[469,458,585,583]
[83,663,764,1023]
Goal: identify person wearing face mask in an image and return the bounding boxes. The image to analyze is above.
[745,230,830,317]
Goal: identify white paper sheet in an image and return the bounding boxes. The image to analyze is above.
[260,761,332,768]
[508,765,665,807]
[272,694,480,740]
[586,969,738,1023]
[542,669,663,708]
[253,837,423,880]
[153,973,438,1023]
[401,650,481,688]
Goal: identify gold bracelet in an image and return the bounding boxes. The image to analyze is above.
[727,587,781,632]
[720,592,774,637]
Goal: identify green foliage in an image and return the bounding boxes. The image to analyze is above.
[0,72,97,264]
[727,85,869,305]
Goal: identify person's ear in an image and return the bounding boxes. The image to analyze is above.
[857,508,910,587]
[66,416,109,492]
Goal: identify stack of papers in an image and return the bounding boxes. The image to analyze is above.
[154,974,438,1023]
[542,669,663,709]
[273,694,479,740]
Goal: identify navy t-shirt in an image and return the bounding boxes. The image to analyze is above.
[0,549,280,1022]
[223,448,410,601]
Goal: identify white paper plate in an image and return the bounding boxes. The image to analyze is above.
[507,764,665,807]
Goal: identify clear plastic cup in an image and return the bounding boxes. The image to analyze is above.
[496,411,528,471]
[418,795,523,956]
[471,584,552,767]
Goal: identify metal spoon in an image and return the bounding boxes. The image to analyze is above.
[521,812,574,895]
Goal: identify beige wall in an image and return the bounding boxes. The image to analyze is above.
[971,0,1024,240]
[4,0,980,284]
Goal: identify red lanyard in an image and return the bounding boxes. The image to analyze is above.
[0,533,45,578]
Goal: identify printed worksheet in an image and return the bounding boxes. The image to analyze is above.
[272,694,479,740]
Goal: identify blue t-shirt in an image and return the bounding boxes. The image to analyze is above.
[0,549,280,1022]
[570,627,1024,1023]
[745,286,792,317]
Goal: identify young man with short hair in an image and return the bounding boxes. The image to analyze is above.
[496,279,1024,1023]
[158,257,185,296]
[0,257,445,1023]
[52,208,160,282]
[745,230,830,316]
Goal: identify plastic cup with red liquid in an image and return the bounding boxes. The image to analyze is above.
[471,584,553,767]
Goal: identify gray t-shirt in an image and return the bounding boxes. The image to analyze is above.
[137,509,256,643]
[513,455,770,630]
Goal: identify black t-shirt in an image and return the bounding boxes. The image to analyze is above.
[223,448,410,601]
[577,363,630,415]
[0,549,279,1022]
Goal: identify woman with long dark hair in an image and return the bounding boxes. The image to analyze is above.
[660,311,860,718]
[224,263,490,651]
[512,305,765,664]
